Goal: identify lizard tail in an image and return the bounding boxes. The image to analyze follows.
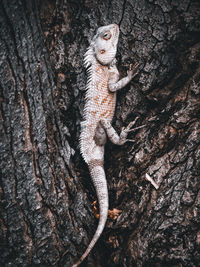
[72,162,108,267]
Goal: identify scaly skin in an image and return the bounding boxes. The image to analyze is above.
[73,24,139,267]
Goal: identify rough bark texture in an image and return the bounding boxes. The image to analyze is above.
[0,0,200,267]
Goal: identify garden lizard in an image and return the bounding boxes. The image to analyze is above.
[73,24,140,266]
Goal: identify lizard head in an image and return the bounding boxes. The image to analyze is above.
[93,24,119,65]
[91,24,119,66]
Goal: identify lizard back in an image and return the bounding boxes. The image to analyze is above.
[80,59,116,163]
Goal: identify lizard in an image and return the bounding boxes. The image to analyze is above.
[73,24,141,267]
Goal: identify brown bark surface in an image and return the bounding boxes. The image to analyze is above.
[0,0,200,266]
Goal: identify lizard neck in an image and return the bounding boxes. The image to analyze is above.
[84,44,116,69]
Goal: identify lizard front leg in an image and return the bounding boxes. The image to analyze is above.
[108,62,139,92]
[100,117,144,145]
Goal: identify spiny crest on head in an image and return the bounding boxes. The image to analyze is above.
[83,30,97,69]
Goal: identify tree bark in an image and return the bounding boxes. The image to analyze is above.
[0,0,200,267]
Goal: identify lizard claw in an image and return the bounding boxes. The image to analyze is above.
[130,62,140,71]
[126,117,146,133]
[127,124,146,133]
[126,117,139,131]
[127,62,140,79]
[125,139,135,143]
[119,118,145,144]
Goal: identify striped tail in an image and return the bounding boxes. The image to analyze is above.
[72,161,108,267]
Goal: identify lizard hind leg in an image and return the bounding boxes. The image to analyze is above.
[94,122,107,146]
[100,117,145,145]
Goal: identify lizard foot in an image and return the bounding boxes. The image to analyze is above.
[119,117,145,144]
[127,62,140,79]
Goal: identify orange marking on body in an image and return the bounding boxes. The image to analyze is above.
[107,97,114,106]
[88,123,93,129]
[96,65,104,74]
[94,96,99,104]
[92,110,98,116]
[96,81,100,90]
[101,95,109,105]
[108,110,114,118]
[101,110,109,118]
[102,80,107,88]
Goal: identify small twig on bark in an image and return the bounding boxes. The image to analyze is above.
[145,173,159,189]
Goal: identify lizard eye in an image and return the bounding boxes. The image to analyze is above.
[102,31,111,40]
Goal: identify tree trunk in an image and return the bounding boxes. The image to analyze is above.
[0,0,199,266]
